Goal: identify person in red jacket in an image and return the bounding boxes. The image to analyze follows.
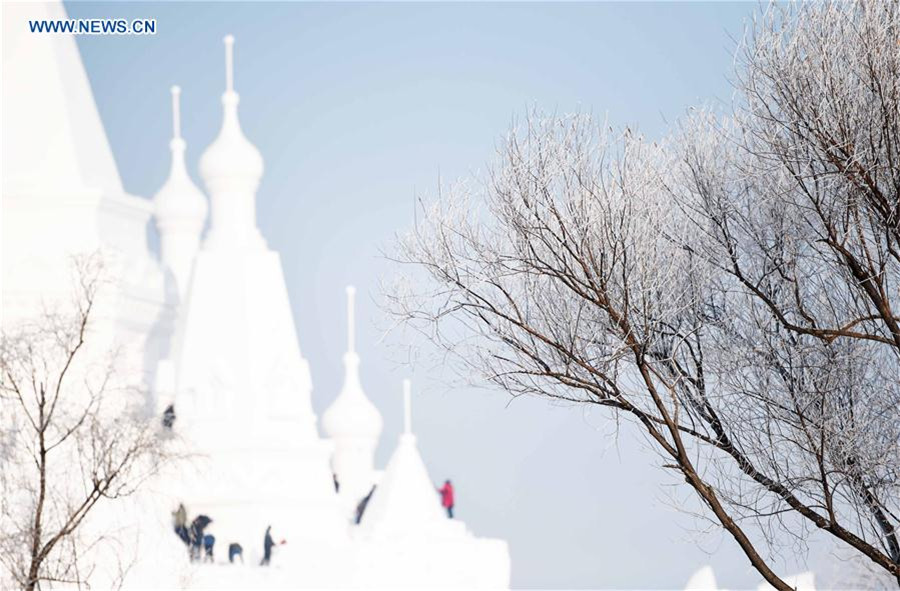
[438,479,454,518]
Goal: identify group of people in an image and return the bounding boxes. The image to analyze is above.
[172,504,216,562]
[166,479,454,565]
[171,503,282,566]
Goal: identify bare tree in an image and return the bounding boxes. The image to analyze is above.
[673,0,900,584]
[0,256,171,591]
[386,2,900,588]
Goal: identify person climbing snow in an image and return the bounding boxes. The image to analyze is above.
[438,479,455,518]
[162,404,176,429]
[355,485,376,525]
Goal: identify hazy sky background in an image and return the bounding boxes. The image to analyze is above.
[66,2,837,588]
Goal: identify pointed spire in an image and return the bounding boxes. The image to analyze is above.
[403,378,412,435]
[359,378,447,534]
[198,33,265,250]
[224,34,235,93]
[171,85,181,140]
[323,286,384,507]
[153,84,209,298]
[323,287,383,440]
[346,285,356,354]
[2,1,124,196]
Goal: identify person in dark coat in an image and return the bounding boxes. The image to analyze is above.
[438,479,455,518]
[260,526,275,566]
[228,543,243,564]
[189,515,212,562]
[203,534,215,562]
[355,485,376,525]
[162,404,176,429]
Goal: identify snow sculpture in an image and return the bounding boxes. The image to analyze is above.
[1,0,168,368]
[322,286,384,514]
[153,86,208,301]
[350,380,511,588]
[4,5,512,584]
[757,571,816,591]
[198,35,265,251]
[360,379,447,536]
[166,34,344,552]
[684,565,817,591]
[2,4,175,588]
[684,565,719,590]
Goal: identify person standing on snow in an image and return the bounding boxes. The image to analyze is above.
[172,503,189,545]
[260,525,275,566]
[189,515,212,562]
[438,479,455,518]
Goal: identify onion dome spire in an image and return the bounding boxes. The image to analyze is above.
[153,85,208,298]
[322,286,384,502]
[199,34,265,250]
[323,286,384,440]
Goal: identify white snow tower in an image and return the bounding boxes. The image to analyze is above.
[322,286,384,515]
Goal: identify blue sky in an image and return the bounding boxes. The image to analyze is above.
[66,2,834,588]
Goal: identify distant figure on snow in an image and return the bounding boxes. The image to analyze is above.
[203,534,215,562]
[438,479,455,518]
[228,542,243,564]
[189,515,212,562]
[260,525,279,566]
[172,503,189,545]
[162,404,176,429]
[333,473,340,493]
[355,485,376,525]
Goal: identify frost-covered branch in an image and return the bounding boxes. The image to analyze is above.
[0,255,174,591]
[386,2,900,587]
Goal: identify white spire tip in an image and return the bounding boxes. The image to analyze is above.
[346,285,357,353]
[402,379,412,435]
[223,35,235,93]
[169,85,182,140]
